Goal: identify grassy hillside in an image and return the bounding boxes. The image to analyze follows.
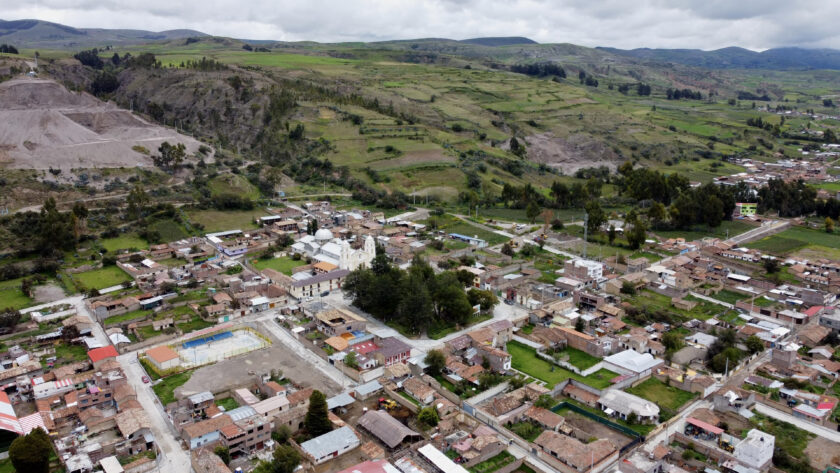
[15,35,840,206]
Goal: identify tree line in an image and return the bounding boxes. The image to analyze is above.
[343,254,496,335]
[510,62,566,78]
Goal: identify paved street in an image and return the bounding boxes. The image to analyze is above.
[118,353,192,472]
[255,314,356,389]
[755,403,840,443]
[322,291,529,354]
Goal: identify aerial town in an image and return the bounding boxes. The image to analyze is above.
[2,6,840,473]
[0,193,838,473]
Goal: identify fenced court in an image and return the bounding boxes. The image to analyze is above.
[176,328,269,368]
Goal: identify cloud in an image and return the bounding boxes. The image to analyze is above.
[4,0,840,50]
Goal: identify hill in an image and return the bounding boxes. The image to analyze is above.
[460,37,537,47]
[0,76,206,170]
[598,46,840,70]
[0,19,207,49]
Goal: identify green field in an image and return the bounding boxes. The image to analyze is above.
[251,256,307,275]
[104,309,153,326]
[552,347,601,370]
[217,397,239,411]
[100,234,149,252]
[507,341,616,389]
[653,220,754,242]
[468,451,516,473]
[70,266,132,290]
[0,277,33,310]
[186,208,265,233]
[150,219,190,242]
[153,370,194,405]
[208,174,261,200]
[710,289,746,305]
[747,226,840,256]
[626,378,696,412]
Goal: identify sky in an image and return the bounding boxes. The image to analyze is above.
[5,0,840,50]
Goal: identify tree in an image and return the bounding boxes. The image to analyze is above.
[307,219,319,235]
[467,288,499,312]
[763,258,780,274]
[254,444,302,473]
[661,332,684,352]
[214,446,231,465]
[584,200,606,235]
[344,351,358,369]
[9,427,52,473]
[417,407,439,427]
[648,202,667,228]
[574,317,585,333]
[526,201,541,223]
[153,142,186,170]
[826,217,835,234]
[272,424,292,444]
[620,281,636,295]
[425,349,446,376]
[626,222,647,250]
[0,308,22,328]
[626,412,638,425]
[704,195,724,228]
[746,335,765,354]
[510,136,526,157]
[126,185,149,220]
[501,242,514,256]
[38,197,75,252]
[304,390,332,437]
[608,225,616,245]
[534,394,555,409]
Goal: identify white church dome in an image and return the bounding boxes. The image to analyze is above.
[314,228,333,241]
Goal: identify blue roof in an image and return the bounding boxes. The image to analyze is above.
[354,380,382,396]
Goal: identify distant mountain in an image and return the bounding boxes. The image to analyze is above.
[0,19,207,49]
[460,37,537,47]
[598,46,840,70]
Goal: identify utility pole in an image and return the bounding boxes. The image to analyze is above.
[583,212,589,259]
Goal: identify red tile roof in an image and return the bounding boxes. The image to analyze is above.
[87,346,118,363]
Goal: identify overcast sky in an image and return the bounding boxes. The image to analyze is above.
[6,0,840,50]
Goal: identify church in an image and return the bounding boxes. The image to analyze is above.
[291,228,376,271]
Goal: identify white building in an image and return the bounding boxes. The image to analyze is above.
[598,389,660,423]
[602,350,664,378]
[733,429,774,470]
[291,229,375,271]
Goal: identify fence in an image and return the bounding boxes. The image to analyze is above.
[510,335,542,349]
[551,402,643,440]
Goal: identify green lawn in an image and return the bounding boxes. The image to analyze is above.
[653,220,753,242]
[747,226,840,256]
[468,451,516,473]
[54,344,89,364]
[104,309,152,326]
[150,219,190,242]
[507,341,616,389]
[626,378,696,411]
[552,347,601,370]
[397,390,421,406]
[749,412,813,459]
[0,458,13,473]
[153,370,194,405]
[0,276,33,310]
[187,208,266,233]
[251,256,307,275]
[100,234,149,252]
[208,174,261,200]
[428,313,492,340]
[509,421,543,442]
[217,397,239,411]
[176,315,215,334]
[709,289,746,305]
[70,266,132,290]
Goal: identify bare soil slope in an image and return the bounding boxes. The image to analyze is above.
[0,77,205,169]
